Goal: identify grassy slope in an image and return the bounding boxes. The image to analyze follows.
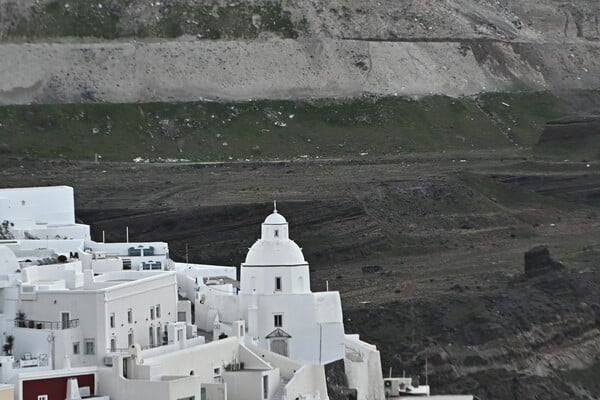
[0,93,572,161]
[477,92,565,147]
[0,96,511,161]
[0,92,569,161]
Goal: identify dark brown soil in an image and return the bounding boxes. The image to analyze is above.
[2,153,600,399]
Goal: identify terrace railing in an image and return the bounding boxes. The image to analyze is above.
[14,318,80,330]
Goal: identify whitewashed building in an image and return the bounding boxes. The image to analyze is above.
[238,208,345,364]
[0,186,474,400]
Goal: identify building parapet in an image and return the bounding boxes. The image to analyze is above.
[15,318,79,330]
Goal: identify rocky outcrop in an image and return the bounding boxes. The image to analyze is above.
[524,245,565,277]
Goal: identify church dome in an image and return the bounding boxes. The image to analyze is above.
[263,212,287,225]
[243,205,306,266]
[244,239,306,266]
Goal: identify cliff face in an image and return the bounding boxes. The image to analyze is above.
[2,0,599,42]
[0,0,599,104]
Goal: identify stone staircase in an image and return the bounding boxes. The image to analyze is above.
[272,377,290,400]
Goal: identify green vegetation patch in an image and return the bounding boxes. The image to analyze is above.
[5,0,305,40]
[477,91,566,147]
[0,96,516,161]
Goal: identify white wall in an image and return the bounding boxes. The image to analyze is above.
[98,368,171,400]
[223,368,278,400]
[244,343,302,379]
[240,265,311,295]
[85,241,169,256]
[103,272,178,352]
[0,186,75,226]
[244,343,328,400]
[135,337,244,382]
[20,272,178,365]
[241,292,345,365]
[22,261,84,289]
[284,364,328,400]
[174,262,237,281]
[177,300,192,323]
[90,258,123,273]
[16,225,90,241]
[8,239,86,256]
[19,290,101,367]
[343,335,385,400]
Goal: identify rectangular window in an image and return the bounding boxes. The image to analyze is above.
[274,314,283,327]
[110,338,116,352]
[156,304,161,318]
[61,312,70,329]
[110,313,115,328]
[128,332,134,347]
[84,339,95,355]
[127,308,132,324]
[275,277,282,291]
[73,342,80,355]
[149,327,155,347]
[178,311,186,322]
[213,366,222,383]
[150,307,155,320]
[38,396,48,400]
[274,229,279,237]
[263,375,269,399]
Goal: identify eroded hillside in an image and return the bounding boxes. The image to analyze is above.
[0,0,599,104]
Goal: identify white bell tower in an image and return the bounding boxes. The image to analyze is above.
[238,202,345,364]
[240,202,310,294]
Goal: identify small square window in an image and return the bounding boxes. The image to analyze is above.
[73,342,80,355]
[38,395,48,400]
[178,311,187,322]
[274,314,283,327]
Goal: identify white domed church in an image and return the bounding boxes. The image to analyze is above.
[194,204,384,400]
[239,204,345,364]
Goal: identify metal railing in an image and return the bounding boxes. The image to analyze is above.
[140,340,174,351]
[13,355,49,368]
[14,318,80,330]
[105,347,131,354]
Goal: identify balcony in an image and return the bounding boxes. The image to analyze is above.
[14,353,49,368]
[14,318,80,330]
